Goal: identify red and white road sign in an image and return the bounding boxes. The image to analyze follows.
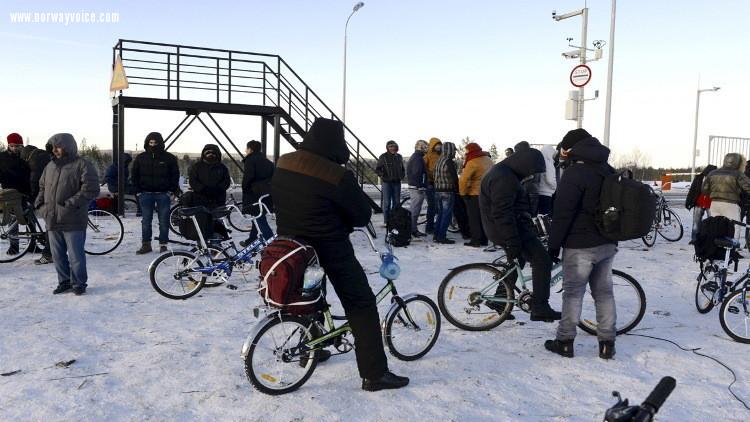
[570,64,592,88]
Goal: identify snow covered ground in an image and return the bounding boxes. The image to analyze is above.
[1,208,750,421]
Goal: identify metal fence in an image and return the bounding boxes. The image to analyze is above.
[707,136,750,167]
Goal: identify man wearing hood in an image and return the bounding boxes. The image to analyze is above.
[538,145,558,215]
[545,129,617,359]
[131,132,180,254]
[702,153,750,239]
[35,133,100,295]
[406,140,429,237]
[375,140,405,226]
[240,140,274,246]
[433,142,459,244]
[272,118,409,392]
[686,164,717,243]
[188,144,231,209]
[480,146,560,322]
[423,138,442,234]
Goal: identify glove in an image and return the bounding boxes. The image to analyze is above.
[548,248,561,263]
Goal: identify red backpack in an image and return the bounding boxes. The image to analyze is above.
[258,237,323,315]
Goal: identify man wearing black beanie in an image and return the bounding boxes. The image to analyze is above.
[240,140,274,246]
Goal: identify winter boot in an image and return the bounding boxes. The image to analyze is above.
[73,285,86,296]
[599,340,616,360]
[362,371,410,392]
[53,283,72,295]
[34,254,53,265]
[530,304,562,322]
[136,242,152,255]
[544,339,574,358]
[159,244,168,253]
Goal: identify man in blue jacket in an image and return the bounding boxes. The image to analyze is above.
[406,140,429,237]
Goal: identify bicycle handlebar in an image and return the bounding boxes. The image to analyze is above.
[639,376,676,418]
[604,377,676,422]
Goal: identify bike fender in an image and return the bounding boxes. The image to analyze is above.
[446,262,499,273]
[381,293,421,336]
[241,313,278,359]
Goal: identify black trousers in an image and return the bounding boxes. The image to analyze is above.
[306,237,388,380]
[453,193,471,237]
[504,230,552,310]
[463,195,487,245]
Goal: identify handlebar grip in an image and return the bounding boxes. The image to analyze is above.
[642,376,676,414]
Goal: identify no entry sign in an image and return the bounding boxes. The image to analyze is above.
[570,64,592,88]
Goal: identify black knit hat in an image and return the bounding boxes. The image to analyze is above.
[559,128,591,150]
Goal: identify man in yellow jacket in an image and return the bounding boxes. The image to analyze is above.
[459,143,493,247]
[423,138,442,234]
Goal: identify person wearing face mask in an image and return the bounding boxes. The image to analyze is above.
[188,144,231,209]
[131,132,180,254]
[423,138,443,234]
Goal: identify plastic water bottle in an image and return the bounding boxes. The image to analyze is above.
[379,252,400,280]
[302,265,325,297]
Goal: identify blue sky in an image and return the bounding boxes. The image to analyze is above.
[1,0,748,167]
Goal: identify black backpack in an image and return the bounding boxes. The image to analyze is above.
[386,206,412,247]
[694,216,735,261]
[595,171,657,241]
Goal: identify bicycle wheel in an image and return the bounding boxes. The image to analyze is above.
[719,288,750,343]
[384,295,441,361]
[578,270,647,336]
[244,314,318,395]
[85,209,123,255]
[641,223,657,247]
[228,207,254,232]
[149,250,207,300]
[169,204,183,237]
[695,266,719,314]
[0,216,34,263]
[437,263,515,331]
[657,209,683,242]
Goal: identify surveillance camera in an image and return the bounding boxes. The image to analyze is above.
[561,50,580,59]
[552,10,557,18]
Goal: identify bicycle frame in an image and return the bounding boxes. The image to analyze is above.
[480,260,565,306]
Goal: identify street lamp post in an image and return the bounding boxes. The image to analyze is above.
[602,0,616,147]
[342,1,365,124]
[691,86,720,181]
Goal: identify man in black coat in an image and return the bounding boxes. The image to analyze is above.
[272,118,409,392]
[240,140,274,246]
[0,133,32,197]
[131,132,180,254]
[375,140,405,225]
[188,144,231,209]
[687,165,717,243]
[545,129,618,359]
[479,147,561,321]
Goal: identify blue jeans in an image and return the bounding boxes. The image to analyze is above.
[48,230,88,288]
[139,192,171,244]
[247,214,274,243]
[381,181,401,224]
[435,192,455,240]
[557,244,618,342]
[425,184,436,232]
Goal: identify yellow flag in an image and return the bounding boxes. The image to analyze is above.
[110,53,129,92]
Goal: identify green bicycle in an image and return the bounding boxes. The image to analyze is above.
[241,229,441,395]
[437,256,646,334]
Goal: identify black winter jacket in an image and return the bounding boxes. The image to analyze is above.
[479,148,545,253]
[686,165,717,209]
[548,137,616,251]
[131,133,179,193]
[20,145,50,200]
[188,144,231,208]
[406,151,427,188]
[242,152,274,213]
[272,118,371,241]
[376,152,405,182]
[0,150,31,196]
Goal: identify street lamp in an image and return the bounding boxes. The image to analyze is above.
[342,1,365,124]
[691,86,720,181]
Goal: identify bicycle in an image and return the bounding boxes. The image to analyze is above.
[0,199,124,261]
[148,195,274,300]
[642,189,683,247]
[693,221,750,343]
[604,376,676,421]
[437,251,646,334]
[169,192,262,237]
[241,228,441,395]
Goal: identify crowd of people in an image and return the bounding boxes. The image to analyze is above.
[4,120,741,393]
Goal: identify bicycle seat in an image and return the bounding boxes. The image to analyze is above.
[714,237,738,249]
[177,206,210,217]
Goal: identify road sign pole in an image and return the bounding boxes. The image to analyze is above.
[578,7,588,128]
